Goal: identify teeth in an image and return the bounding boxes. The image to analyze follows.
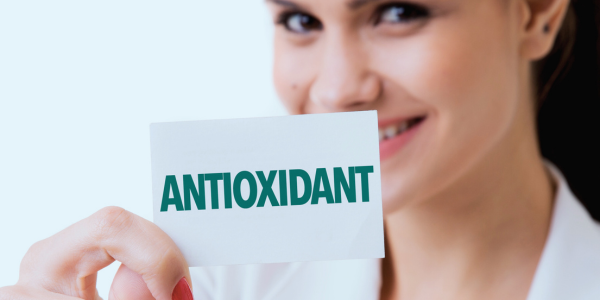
[378,120,415,142]
[384,126,396,139]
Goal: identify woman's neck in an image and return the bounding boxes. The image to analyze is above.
[381,107,555,300]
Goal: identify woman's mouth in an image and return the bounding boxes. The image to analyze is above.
[378,116,426,161]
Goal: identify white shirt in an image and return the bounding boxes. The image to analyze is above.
[190,165,600,300]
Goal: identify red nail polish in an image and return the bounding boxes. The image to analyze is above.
[172,277,194,300]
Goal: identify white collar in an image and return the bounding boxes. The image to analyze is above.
[526,163,600,300]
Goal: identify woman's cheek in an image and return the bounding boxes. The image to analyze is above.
[273,39,319,115]
[273,51,300,113]
[375,18,518,206]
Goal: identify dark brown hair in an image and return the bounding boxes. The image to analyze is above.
[536,0,600,220]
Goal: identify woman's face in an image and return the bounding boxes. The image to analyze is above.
[267,0,528,213]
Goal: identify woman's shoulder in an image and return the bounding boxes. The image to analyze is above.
[527,163,600,300]
[190,258,381,300]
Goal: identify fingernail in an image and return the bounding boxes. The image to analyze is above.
[172,277,194,300]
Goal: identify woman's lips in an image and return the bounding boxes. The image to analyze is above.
[378,116,426,161]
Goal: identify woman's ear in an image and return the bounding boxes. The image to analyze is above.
[519,0,571,60]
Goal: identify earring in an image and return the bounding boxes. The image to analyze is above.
[543,24,550,33]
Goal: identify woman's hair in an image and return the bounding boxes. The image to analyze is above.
[536,0,600,220]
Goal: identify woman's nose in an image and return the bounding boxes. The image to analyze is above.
[309,34,381,111]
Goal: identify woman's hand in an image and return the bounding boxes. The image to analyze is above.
[0,207,193,300]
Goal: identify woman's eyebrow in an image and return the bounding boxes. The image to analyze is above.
[266,0,306,10]
[267,0,384,11]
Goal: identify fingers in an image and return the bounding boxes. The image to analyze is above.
[108,264,193,300]
[18,207,191,300]
[0,285,82,300]
[108,264,154,300]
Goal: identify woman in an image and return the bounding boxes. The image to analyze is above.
[1,0,598,299]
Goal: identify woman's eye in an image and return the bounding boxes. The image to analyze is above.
[278,12,322,34]
[376,3,429,25]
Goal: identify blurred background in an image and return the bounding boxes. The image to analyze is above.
[0,0,283,298]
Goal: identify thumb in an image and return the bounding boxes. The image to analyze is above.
[108,264,194,300]
[109,264,155,300]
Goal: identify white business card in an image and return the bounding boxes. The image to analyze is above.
[150,111,384,266]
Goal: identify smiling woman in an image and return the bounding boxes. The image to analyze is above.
[204,0,600,299]
[0,0,598,299]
